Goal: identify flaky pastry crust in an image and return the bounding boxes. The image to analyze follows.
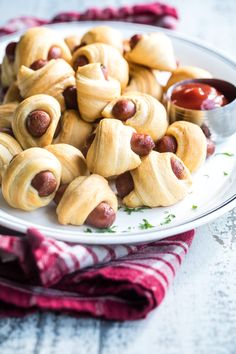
[2,147,61,211]
[45,144,89,184]
[166,121,207,172]
[123,151,192,207]
[86,119,141,178]
[56,174,118,225]
[12,94,61,149]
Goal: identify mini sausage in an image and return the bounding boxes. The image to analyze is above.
[53,183,69,205]
[206,139,215,157]
[131,133,155,156]
[73,55,89,71]
[81,133,95,157]
[130,34,142,49]
[170,157,186,180]
[155,135,177,153]
[63,85,78,110]
[85,202,116,228]
[5,42,17,62]
[30,59,48,71]
[48,46,62,60]
[116,171,134,198]
[31,170,58,197]
[112,99,136,121]
[26,110,51,137]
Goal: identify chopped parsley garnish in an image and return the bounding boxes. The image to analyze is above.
[160,213,176,225]
[84,225,117,233]
[139,219,154,230]
[215,152,234,157]
[121,206,151,215]
[192,205,198,210]
[223,171,228,176]
[84,228,92,233]
[96,225,117,233]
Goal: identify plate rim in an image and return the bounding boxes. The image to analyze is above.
[0,20,236,244]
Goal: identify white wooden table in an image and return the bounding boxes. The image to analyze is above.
[0,0,236,353]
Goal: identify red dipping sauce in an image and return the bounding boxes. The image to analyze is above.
[171,82,228,110]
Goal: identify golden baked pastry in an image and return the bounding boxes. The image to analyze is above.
[76,63,121,122]
[86,119,141,178]
[72,43,129,90]
[14,27,71,72]
[3,82,21,104]
[56,174,118,226]
[1,55,15,87]
[45,144,89,184]
[165,66,212,90]
[64,35,81,53]
[0,132,22,184]
[80,25,123,53]
[125,33,177,72]
[0,103,18,129]
[102,92,168,142]
[125,63,163,100]
[166,121,207,172]
[123,151,192,207]
[12,94,61,149]
[2,147,61,211]
[17,59,75,111]
[53,109,93,149]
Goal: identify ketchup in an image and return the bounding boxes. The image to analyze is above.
[171,82,228,110]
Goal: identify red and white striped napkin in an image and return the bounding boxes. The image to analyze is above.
[0,2,179,37]
[0,227,194,320]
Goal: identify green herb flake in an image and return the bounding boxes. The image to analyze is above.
[121,206,151,215]
[223,171,228,176]
[95,225,117,233]
[192,205,198,210]
[139,219,154,230]
[160,213,176,225]
[84,228,92,233]
[215,152,234,157]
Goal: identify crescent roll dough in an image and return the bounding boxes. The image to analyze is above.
[86,119,141,178]
[81,26,123,53]
[14,27,71,72]
[1,55,15,87]
[125,33,177,72]
[56,174,118,226]
[76,63,121,122]
[53,109,93,149]
[12,94,61,149]
[165,66,212,90]
[3,82,21,104]
[17,59,75,111]
[2,147,61,211]
[166,121,207,172]
[123,151,192,207]
[125,63,163,100]
[72,43,129,90]
[0,132,22,184]
[65,35,81,53]
[45,144,89,184]
[0,103,18,129]
[102,92,168,142]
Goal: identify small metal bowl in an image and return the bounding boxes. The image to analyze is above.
[165,78,236,142]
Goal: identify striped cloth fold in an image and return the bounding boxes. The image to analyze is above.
[0,227,194,320]
[0,2,179,37]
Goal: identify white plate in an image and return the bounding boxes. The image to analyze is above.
[0,21,236,244]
